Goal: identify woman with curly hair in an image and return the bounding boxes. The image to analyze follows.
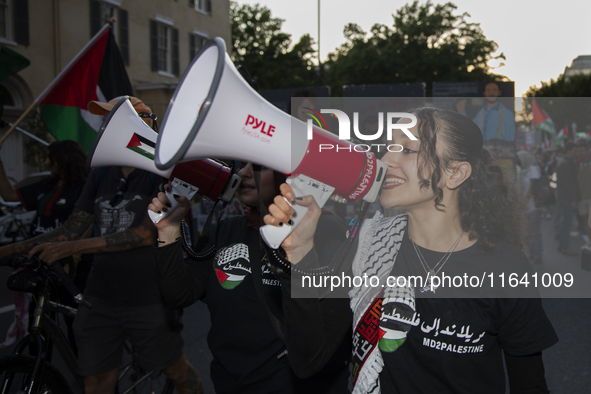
[266,107,558,393]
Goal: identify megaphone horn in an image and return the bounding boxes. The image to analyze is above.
[87,97,241,224]
[155,38,386,248]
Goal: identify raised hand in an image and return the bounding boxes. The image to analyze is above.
[264,183,321,263]
[148,184,190,244]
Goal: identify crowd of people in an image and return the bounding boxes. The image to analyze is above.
[1,92,577,394]
[517,141,591,259]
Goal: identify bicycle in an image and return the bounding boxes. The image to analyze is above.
[0,202,36,246]
[0,254,174,394]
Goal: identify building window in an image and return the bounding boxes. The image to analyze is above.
[100,3,116,26]
[0,75,30,110]
[0,0,28,45]
[194,0,205,11]
[189,30,208,60]
[0,0,11,41]
[0,84,14,107]
[157,23,171,72]
[150,17,179,77]
[91,0,118,38]
[189,0,212,15]
[90,0,128,64]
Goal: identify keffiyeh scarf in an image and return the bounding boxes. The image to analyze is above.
[349,213,416,394]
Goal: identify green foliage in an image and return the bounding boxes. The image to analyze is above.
[525,73,591,98]
[324,1,505,95]
[525,74,591,132]
[230,1,317,89]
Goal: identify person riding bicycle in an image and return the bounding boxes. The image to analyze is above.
[0,97,203,394]
[0,140,88,238]
[0,140,90,351]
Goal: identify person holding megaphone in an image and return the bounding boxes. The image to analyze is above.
[4,96,203,394]
[151,161,352,394]
[264,107,558,394]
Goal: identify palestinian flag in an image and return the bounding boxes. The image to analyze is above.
[0,46,29,120]
[39,29,132,152]
[0,45,30,82]
[378,327,407,353]
[575,132,591,142]
[543,132,551,149]
[554,126,568,146]
[215,269,247,290]
[532,99,556,137]
[214,244,250,290]
[127,133,155,160]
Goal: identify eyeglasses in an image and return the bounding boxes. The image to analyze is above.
[108,178,128,207]
[138,112,158,132]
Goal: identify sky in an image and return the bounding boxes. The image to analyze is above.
[234,0,591,97]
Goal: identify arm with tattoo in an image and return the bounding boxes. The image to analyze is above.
[95,212,157,253]
[0,208,95,259]
[29,212,157,264]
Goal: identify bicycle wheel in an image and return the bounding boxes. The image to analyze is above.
[118,344,174,394]
[0,354,73,394]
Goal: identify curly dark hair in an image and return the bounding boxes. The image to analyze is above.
[46,140,88,191]
[412,107,525,250]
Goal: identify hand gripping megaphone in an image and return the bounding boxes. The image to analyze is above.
[154,37,386,249]
[86,96,241,223]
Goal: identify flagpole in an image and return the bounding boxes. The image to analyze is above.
[0,101,37,146]
[4,122,50,146]
[0,19,115,146]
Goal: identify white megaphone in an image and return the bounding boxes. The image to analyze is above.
[87,97,241,223]
[154,37,386,249]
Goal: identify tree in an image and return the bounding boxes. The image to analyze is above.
[324,1,506,95]
[230,2,317,90]
[526,74,591,98]
[525,74,591,133]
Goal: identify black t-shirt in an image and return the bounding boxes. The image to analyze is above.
[379,231,558,394]
[154,214,351,394]
[192,217,288,392]
[76,167,164,306]
[17,179,83,236]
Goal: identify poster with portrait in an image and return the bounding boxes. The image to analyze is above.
[433,81,517,178]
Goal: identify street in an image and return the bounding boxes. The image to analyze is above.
[0,216,589,393]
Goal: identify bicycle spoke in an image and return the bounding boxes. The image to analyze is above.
[120,370,154,394]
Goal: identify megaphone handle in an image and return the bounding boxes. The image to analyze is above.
[148,179,199,224]
[259,203,308,250]
[259,175,335,250]
[148,189,180,224]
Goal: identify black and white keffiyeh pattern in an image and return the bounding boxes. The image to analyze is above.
[349,213,414,394]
